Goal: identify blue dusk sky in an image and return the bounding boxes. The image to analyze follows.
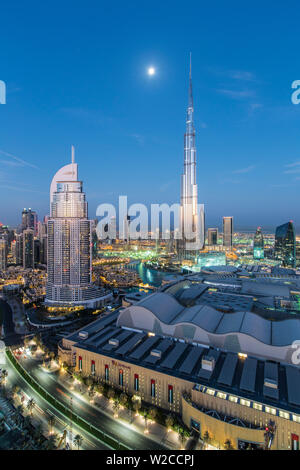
[0,0,300,231]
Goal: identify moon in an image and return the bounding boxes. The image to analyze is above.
[147,66,156,76]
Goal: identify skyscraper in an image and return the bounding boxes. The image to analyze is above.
[253,227,264,259]
[22,208,37,235]
[23,229,34,269]
[207,228,218,246]
[179,54,204,259]
[0,238,7,271]
[274,221,296,268]
[223,216,233,248]
[46,147,104,307]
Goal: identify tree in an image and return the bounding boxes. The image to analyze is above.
[113,399,120,416]
[107,388,115,400]
[119,392,128,407]
[26,398,36,416]
[132,397,141,415]
[46,433,57,450]
[178,427,186,449]
[73,434,83,450]
[224,439,234,450]
[48,415,56,434]
[165,414,174,430]
[149,407,157,422]
[1,370,8,385]
[203,430,211,448]
[34,424,43,444]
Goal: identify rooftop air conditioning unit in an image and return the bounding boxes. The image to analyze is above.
[151,349,161,358]
[109,338,120,347]
[78,331,88,340]
[264,378,278,389]
[201,356,215,372]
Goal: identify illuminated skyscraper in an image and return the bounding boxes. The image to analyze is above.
[223,216,233,248]
[46,147,104,306]
[23,229,34,269]
[207,228,218,246]
[274,221,296,268]
[253,227,264,259]
[179,54,204,259]
[0,238,7,271]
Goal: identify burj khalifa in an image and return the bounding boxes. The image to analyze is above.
[179,54,205,259]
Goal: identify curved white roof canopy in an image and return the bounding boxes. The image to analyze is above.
[50,146,78,206]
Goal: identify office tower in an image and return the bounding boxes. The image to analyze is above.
[46,147,103,306]
[23,229,34,269]
[40,234,47,264]
[253,227,264,259]
[123,215,130,242]
[274,221,296,268]
[0,238,7,270]
[223,216,233,247]
[22,208,38,234]
[179,54,205,259]
[15,233,23,265]
[207,228,218,246]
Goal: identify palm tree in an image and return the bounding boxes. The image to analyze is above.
[107,388,115,400]
[132,397,141,416]
[203,430,211,449]
[178,427,186,449]
[113,399,120,417]
[1,370,8,386]
[119,392,128,407]
[34,424,43,444]
[48,415,55,434]
[224,438,234,450]
[73,434,83,450]
[26,398,36,416]
[149,407,157,422]
[165,414,174,430]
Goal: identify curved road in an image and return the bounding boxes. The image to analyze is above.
[10,354,167,450]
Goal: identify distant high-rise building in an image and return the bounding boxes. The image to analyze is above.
[207,228,218,246]
[22,208,37,234]
[253,227,264,259]
[46,147,104,307]
[15,233,23,265]
[179,54,205,260]
[23,229,34,269]
[223,216,233,247]
[274,221,296,268]
[0,238,7,270]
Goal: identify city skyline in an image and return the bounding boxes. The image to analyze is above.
[1,2,300,229]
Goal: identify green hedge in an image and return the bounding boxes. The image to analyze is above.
[6,349,130,450]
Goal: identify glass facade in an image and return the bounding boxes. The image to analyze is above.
[223,216,233,247]
[274,221,296,268]
[253,227,264,260]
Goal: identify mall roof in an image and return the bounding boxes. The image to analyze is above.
[67,311,300,415]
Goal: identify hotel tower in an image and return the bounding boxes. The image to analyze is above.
[179,54,204,259]
[46,147,103,307]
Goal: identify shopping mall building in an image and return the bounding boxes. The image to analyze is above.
[59,272,300,450]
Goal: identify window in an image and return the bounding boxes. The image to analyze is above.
[265,406,276,416]
[168,385,174,404]
[134,374,139,392]
[240,399,250,407]
[119,369,123,387]
[91,360,95,375]
[206,388,215,396]
[151,379,155,398]
[229,395,238,403]
[279,410,290,420]
[292,415,300,424]
[78,356,82,371]
[217,392,227,400]
[105,364,109,381]
[253,402,263,411]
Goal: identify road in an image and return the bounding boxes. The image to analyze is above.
[9,353,167,450]
[5,355,109,449]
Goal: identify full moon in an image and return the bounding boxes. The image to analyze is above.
[147,67,155,76]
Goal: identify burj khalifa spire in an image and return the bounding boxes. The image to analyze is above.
[179,54,205,259]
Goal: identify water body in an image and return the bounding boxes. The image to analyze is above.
[126,262,174,288]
